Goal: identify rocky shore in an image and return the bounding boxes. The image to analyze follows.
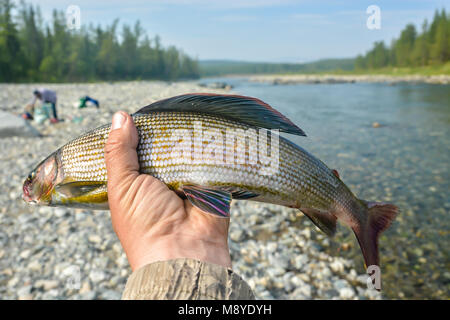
[0,81,380,300]
[249,74,450,85]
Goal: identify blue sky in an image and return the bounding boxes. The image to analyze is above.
[28,0,449,62]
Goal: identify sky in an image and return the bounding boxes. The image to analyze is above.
[27,0,449,63]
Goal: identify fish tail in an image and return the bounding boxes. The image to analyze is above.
[352,201,398,269]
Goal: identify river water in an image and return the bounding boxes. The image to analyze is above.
[199,77,450,299]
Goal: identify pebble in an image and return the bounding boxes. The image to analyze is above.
[79,281,91,294]
[339,287,355,299]
[17,285,32,297]
[88,235,102,244]
[101,290,121,300]
[8,277,20,287]
[28,260,42,272]
[372,122,382,128]
[330,259,345,273]
[35,280,59,291]
[334,279,350,291]
[89,270,107,283]
[80,291,97,300]
[54,208,68,218]
[20,249,32,259]
[293,254,308,270]
[230,229,245,242]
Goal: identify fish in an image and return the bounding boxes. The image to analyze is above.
[22,93,397,271]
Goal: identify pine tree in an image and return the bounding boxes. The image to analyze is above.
[0,0,23,81]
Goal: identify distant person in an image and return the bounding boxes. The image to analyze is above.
[79,96,100,109]
[26,89,59,124]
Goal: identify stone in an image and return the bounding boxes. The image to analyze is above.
[339,287,355,299]
[17,285,32,297]
[54,208,68,218]
[330,259,345,273]
[0,111,41,137]
[267,267,285,278]
[42,289,59,299]
[372,122,382,128]
[293,254,308,270]
[101,290,121,300]
[89,270,107,283]
[8,277,20,287]
[88,235,102,244]
[334,279,350,291]
[20,249,32,259]
[272,254,290,269]
[28,260,42,272]
[79,281,91,294]
[230,229,245,242]
[35,280,59,291]
[292,283,312,297]
[80,291,97,300]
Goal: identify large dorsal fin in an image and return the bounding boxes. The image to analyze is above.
[133,93,306,136]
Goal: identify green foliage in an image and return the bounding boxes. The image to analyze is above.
[0,0,199,82]
[0,0,24,81]
[356,9,449,70]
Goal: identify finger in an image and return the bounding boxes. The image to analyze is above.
[104,111,140,192]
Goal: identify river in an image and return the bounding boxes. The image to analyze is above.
[199,77,450,299]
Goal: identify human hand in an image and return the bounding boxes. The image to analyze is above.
[104,111,231,272]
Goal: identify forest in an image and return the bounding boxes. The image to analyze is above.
[1,0,448,81]
[355,9,449,70]
[0,0,200,82]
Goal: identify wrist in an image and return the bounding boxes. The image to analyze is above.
[127,233,231,271]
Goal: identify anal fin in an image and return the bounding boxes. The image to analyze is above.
[300,208,337,237]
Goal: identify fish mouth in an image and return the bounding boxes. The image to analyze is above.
[22,180,41,204]
[22,179,34,203]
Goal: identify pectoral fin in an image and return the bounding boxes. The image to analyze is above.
[181,185,232,218]
[55,181,106,198]
[300,208,337,237]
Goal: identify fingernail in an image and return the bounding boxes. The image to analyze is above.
[112,112,125,130]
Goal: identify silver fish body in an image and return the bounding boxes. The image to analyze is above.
[60,112,347,211]
[23,94,397,271]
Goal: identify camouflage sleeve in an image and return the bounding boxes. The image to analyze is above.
[122,258,255,300]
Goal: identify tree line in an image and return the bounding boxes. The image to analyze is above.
[355,9,449,70]
[0,0,200,82]
[199,58,355,76]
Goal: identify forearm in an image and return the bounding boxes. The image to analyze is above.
[122,258,255,300]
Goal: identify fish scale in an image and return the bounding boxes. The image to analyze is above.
[60,111,342,211]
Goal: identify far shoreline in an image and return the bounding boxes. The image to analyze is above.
[248,73,450,85]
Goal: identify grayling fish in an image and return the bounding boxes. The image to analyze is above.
[22,93,398,270]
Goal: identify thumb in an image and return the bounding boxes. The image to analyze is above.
[104,111,139,194]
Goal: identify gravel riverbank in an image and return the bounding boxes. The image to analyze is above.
[0,81,380,300]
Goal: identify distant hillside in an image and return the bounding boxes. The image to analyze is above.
[199,58,355,76]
